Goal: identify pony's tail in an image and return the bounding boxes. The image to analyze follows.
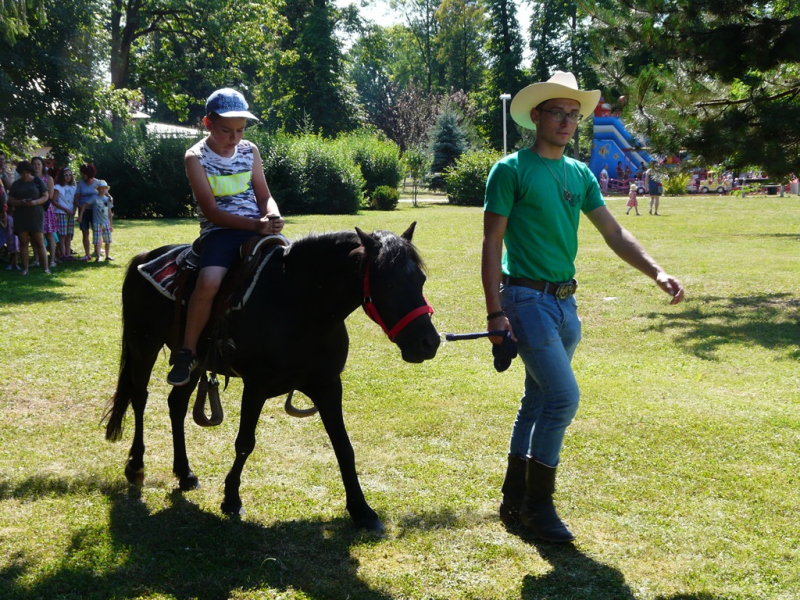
[103,333,132,442]
[103,257,143,441]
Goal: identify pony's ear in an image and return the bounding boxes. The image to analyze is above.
[355,227,380,255]
[401,222,417,242]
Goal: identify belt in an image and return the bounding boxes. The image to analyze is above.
[506,277,578,299]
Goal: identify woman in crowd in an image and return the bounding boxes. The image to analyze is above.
[31,156,57,267]
[75,163,99,260]
[7,161,49,274]
[53,167,78,259]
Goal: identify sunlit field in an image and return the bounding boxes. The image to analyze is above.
[1,195,798,599]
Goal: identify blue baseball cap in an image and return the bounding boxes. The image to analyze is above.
[205,88,259,121]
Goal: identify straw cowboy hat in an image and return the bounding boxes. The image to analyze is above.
[510,71,601,129]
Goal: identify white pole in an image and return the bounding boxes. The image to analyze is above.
[500,93,511,155]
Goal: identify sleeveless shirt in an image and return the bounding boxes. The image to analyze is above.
[186,138,261,233]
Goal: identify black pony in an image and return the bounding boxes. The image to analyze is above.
[104,223,439,531]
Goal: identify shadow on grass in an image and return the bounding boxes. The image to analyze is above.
[0,259,125,309]
[522,542,724,600]
[0,475,391,600]
[644,294,800,360]
[0,272,70,306]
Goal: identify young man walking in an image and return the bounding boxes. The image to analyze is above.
[482,71,685,542]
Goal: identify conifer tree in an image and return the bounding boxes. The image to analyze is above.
[428,109,468,190]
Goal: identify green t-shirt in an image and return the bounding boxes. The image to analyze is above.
[484,148,605,282]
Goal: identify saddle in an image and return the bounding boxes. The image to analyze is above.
[139,233,289,379]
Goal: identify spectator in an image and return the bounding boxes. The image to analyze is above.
[7,160,49,274]
[644,162,662,215]
[54,167,78,260]
[599,164,609,193]
[31,156,57,268]
[1,194,20,270]
[75,163,99,260]
[78,179,114,262]
[0,151,12,192]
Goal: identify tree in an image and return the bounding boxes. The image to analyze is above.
[393,0,444,92]
[428,108,468,189]
[255,0,361,135]
[346,25,395,129]
[435,0,486,93]
[584,0,800,180]
[108,0,284,122]
[473,0,526,151]
[403,145,432,206]
[380,80,442,152]
[1,0,46,43]
[0,0,120,161]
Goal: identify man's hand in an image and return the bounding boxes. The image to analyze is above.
[488,313,516,344]
[656,272,685,305]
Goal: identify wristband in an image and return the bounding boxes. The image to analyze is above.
[486,310,505,321]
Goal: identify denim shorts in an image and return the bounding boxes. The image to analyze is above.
[198,228,257,269]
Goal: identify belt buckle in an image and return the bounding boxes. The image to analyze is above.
[554,280,577,299]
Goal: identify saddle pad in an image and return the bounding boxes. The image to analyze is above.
[138,245,199,301]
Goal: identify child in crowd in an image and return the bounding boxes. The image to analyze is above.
[53,167,78,260]
[1,190,20,270]
[626,182,640,215]
[79,179,113,261]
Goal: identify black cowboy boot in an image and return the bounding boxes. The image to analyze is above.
[499,455,527,525]
[520,460,575,543]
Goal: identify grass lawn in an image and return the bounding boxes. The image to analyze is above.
[0,195,798,600]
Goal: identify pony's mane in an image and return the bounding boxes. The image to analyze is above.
[284,228,426,273]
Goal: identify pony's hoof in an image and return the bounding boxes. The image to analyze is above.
[178,472,201,491]
[220,498,244,516]
[354,516,385,533]
[125,464,144,487]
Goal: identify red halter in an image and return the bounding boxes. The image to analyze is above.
[362,263,434,342]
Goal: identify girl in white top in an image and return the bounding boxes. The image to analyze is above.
[53,168,78,259]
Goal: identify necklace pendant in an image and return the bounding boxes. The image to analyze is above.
[564,190,572,204]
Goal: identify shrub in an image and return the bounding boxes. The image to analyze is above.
[258,132,365,215]
[444,149,502,206]
[663,172,690,195]
[335,132,403,196]
[86,124,198,218]
[89,126,367,218]
[371,185,400,210]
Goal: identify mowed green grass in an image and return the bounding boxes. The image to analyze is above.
[0,195,798,600]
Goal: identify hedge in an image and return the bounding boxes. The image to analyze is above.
[444,149,502,206]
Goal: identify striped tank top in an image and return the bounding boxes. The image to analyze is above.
[187,138,261,233]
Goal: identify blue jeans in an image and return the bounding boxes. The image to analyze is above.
[502,284,582,468]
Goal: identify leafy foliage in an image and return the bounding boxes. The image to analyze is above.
[0,0,46,43]
[0,0,118,161]
[443,149,502,205]
[662,172,690,196]
[585,0,800,179]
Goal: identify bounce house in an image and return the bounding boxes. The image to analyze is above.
[589,98,654,192]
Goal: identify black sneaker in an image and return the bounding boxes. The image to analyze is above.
[167,348,198,386]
